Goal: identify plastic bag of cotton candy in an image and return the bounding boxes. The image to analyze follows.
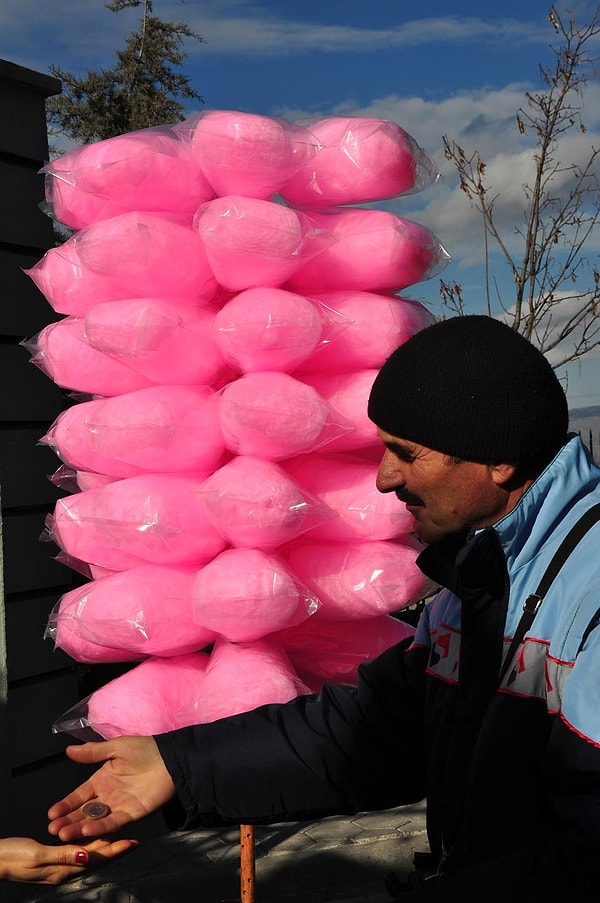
[26,109,445,740]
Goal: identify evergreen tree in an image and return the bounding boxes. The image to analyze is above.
[46,0,204,144]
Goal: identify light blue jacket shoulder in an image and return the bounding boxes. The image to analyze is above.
[414,435,600,742]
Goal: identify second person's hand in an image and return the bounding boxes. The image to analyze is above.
[0,836,138,884]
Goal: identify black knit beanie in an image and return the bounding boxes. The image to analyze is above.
[367,315,569,464]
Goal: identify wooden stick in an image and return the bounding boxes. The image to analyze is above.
[240,824,256,902]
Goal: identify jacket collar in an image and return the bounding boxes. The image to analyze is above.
[416,435,599,629]
[417,527,506,603]
[489,434,597,572]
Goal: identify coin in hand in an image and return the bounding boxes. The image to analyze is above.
[81,801,111,819]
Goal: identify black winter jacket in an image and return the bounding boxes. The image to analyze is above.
[156,437,600,901]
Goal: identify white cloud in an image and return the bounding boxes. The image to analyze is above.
[0,1,553,73]
[0,0,137,74]
[184,12,549,58]
[276,76,600,367]
[4,0,598,403]
[290,79,600,266]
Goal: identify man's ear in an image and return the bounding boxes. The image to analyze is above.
[488,463,518,486]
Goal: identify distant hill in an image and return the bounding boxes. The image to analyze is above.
[569,405,600,434]
[569,405,600,463]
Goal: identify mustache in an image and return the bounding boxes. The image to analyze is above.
[395,489,424,507]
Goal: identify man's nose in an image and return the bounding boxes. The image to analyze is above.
[376,450,404,494]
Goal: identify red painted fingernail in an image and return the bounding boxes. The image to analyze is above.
[75,851,88,865]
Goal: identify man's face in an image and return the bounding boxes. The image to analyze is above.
[375,428,513,545]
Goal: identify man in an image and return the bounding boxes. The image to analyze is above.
[47,316,600,901]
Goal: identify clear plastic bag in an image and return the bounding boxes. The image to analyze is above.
[42,124,215,230]
[280,115,439,208]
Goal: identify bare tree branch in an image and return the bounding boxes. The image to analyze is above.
[441,4,600,370]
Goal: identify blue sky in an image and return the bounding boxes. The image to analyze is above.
[3,0,600,408]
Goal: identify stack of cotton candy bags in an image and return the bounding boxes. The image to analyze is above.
[25,109,447,740]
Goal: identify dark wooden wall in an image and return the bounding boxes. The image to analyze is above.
[0,60,89,856]
[0,67,167,903]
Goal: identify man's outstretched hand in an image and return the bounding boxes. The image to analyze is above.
[47,736,176,842]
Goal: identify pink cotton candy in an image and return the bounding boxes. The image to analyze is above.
[28,317,153,395]
[48,473,227,571]
[298,292,435,374]
[83,297,228,386]
[217,371,350,460]
[46,617,146,664]
[77,212,218,299]
[43,125,216,230]
[25,212,218,316]
[194,196,318,291]
[199,456,335,550]
[287,208,450,294]
[79,638,311,737]
[43,385,225,478]
[278,615,415,689]
[280,116,438,208]
[185,636,312,723]
[214,287,325,373]
[284,453,414,542]
[284,537,428,620]
[77,652,212,737]
[26,244,137,318]
[29,112,445,738]
[298,370,379,453]
[192,548,319,642]
[176,110,315,200]
[49,565,216,657]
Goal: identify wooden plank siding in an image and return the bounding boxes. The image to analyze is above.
[0,59,91,850]
[0,72,168,902]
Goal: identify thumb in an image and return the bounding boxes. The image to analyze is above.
[66,741,112,765]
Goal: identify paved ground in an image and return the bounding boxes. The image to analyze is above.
[12,802,429,903]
